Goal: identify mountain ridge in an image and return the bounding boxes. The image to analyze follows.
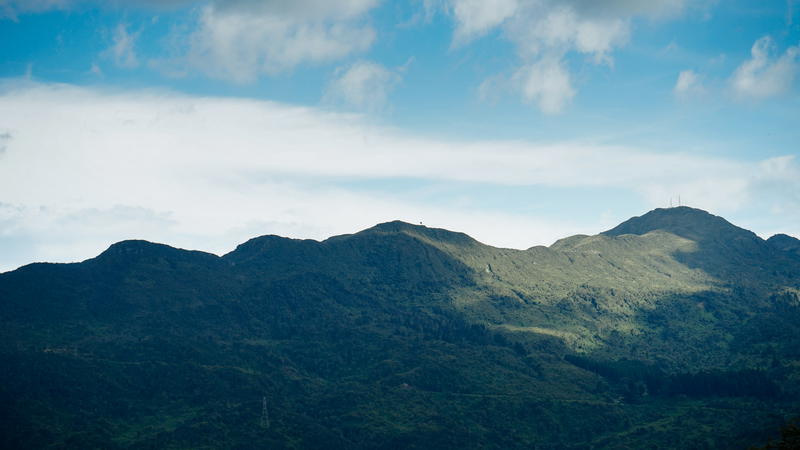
[5,206,798,276]
[2,206,800,449]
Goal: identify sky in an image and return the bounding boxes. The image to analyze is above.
[0,0,798,272]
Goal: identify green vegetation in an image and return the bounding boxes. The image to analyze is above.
[1,206,799,448]
[755,417,800,449]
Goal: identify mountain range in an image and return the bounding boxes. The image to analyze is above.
[2,206,799,449]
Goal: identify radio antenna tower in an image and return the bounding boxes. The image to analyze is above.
[260,396,270,429]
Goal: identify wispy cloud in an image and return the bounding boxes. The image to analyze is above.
[89,62,104,77]
[511,55,575,114]
[673,69,705,99]
[104,23,140,68]
[323,61,401,111]
[731,36,799,99]
[3,1,380,83]
[0,81,797,272]
[449,0,517,45]
[0,0,199,20]
[180,1,378,83]
[442,0,693,114]
[0,0,70,20]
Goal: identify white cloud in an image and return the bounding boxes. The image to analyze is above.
[444,0,691,113]
[673,69,704,98]
[0,0,70,20]
[450,0,517,44]
[0,0,199,19]
[182,2,377,83]
[1,0,380,82]
[731,36,800,99]
[512,57,575,113]
[502,4,631,63]
[0,81,796,271]
[212,0,377,20]
[324,61,401,111]
[104,23,140,68]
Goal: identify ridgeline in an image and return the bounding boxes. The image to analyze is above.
[2,207,799,449]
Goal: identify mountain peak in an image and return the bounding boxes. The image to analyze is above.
[367,220,437,232]
[96,240,180,260]
[768,233,800,256]
[360,220,479,247]
[602,206,759,244]
[92,239,219,266]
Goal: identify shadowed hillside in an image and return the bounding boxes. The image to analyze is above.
[769,233,800,257]
[1,207,799,449]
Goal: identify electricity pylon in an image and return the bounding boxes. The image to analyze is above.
[260,396,270,429]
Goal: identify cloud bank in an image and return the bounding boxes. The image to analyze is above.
[0,81,797,271]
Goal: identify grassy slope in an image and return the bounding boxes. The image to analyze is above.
[400,208,800,368]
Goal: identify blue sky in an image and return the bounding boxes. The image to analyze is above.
[0,0,798,271]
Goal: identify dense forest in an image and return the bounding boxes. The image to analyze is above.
[2,207,800,448]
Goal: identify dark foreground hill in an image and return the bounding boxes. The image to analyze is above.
[2,206,800,449]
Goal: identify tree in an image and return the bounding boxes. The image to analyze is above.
[758,418,800,449]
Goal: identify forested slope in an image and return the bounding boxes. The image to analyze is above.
[2,207,799,449]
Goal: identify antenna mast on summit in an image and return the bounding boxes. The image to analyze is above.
[678,195,681,206]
